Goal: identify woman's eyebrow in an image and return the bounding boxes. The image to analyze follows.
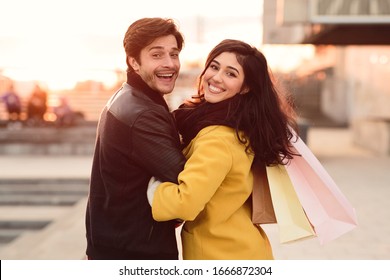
[212,59,240,74]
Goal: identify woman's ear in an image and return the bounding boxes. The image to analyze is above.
[240,86,250,95]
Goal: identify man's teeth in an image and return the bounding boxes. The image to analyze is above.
[157,73,173,78]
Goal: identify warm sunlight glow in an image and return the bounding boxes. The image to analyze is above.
[3,68,119,91]
[262,44,316,73]
[1,0,263,90]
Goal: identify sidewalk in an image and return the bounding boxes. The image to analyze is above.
[0,127,389,259]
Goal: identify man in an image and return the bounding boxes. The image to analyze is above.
[1,83,22,126]
[85,18,186,260]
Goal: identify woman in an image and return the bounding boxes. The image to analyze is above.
[148,39,298,260]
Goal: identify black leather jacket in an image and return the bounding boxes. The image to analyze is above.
[86,82,185,259]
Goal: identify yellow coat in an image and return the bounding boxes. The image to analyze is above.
[152,125,274,260]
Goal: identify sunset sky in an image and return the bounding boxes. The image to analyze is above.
[0,0,265,90]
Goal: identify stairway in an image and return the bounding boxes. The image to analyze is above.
[0,178,88,251]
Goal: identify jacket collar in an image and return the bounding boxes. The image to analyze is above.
[126,71,170,111]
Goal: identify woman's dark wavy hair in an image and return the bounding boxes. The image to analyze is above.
[196,39,298,166]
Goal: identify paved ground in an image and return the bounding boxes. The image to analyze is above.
[0,127,389,259]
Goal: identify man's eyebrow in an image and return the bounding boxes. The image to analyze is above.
[147,46,180,52]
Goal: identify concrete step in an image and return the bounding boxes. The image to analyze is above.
[0,125,97,155]
[0,179,89,206]
[0,177,89,259]
[0,197,88,260]
[0,194,85,206]
[0,221,50,244]
[0,229,27,244]
[0,220,50,230]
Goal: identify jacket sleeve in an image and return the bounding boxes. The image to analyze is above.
[131,109,186,184]
[152,131,233,221]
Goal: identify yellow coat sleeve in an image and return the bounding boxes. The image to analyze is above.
[152,129,233,221]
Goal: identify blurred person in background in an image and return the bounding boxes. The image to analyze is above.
[26,83,48,126]
[85,17,186,260]
[1,83,22,129]
[53,96,76,127]
[148,39,298,260]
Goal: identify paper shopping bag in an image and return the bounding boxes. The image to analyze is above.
[285,134,358,245]
[251,164,276,224]
[266,164,315,244]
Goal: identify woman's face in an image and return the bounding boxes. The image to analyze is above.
[201,52,246,103]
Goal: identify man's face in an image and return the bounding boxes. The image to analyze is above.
[129,35,181,95]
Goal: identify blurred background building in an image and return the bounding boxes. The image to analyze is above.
[263,0,390,154]
[1,0,389,155]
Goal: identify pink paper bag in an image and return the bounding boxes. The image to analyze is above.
[285,133,358,245]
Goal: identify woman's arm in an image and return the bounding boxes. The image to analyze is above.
[151,130,233,221]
